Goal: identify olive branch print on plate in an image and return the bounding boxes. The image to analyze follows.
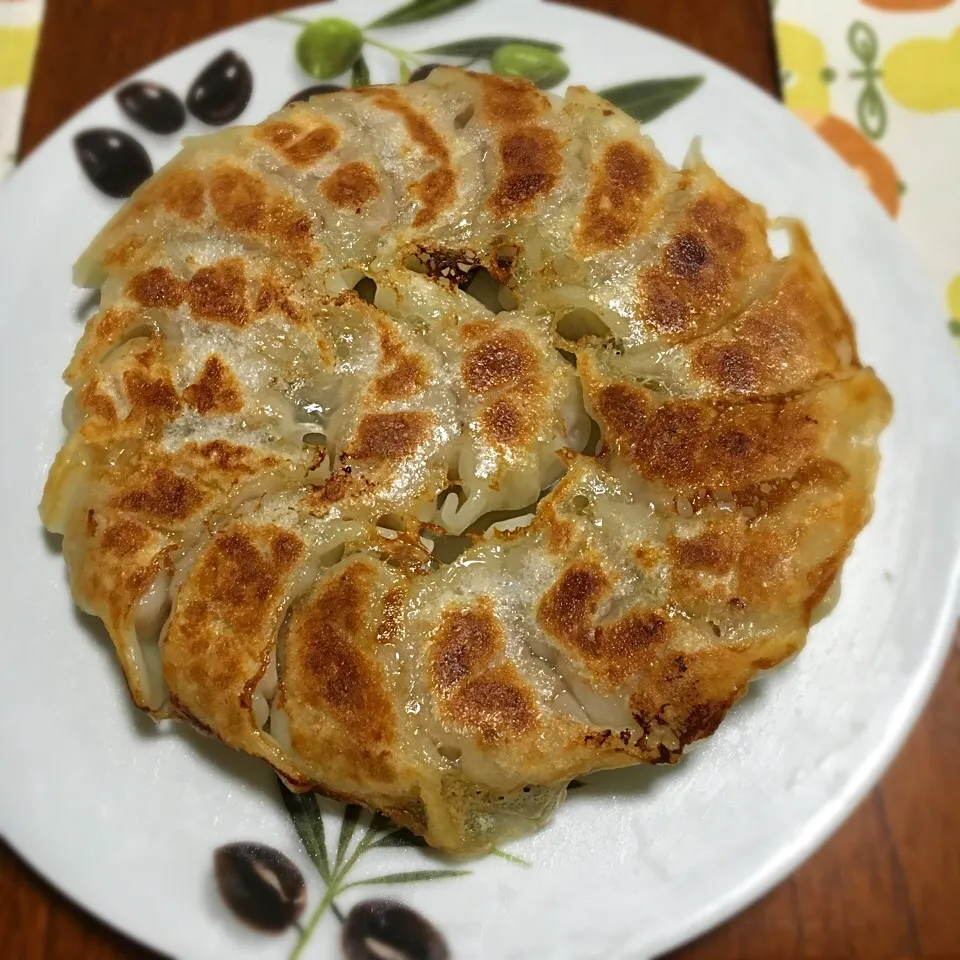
[214,782,474,959]
[214,776,581,956]
[72,0,704,199]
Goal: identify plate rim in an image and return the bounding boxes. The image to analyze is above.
[2,2,959,957]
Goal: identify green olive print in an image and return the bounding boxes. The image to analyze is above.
[490,43,570,88]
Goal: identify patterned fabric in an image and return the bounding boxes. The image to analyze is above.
[773,0,960,342]
[0,0,43,179]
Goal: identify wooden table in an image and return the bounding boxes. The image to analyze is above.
[4,1,958,956]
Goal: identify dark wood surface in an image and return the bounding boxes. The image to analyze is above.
[6,1,958,957]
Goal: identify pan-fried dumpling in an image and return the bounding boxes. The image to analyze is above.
[42,69,890,852]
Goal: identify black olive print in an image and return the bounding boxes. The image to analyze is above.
[187,50,253,125]
[74,128,153,199]
[342,899,449,960]
[115,81,186,134]
[409,63,443,83]
[286,83,346,106]
[213,842,306,932]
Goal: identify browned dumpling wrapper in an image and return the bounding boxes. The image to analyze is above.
[41,69,891,853]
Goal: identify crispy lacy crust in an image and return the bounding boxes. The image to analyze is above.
[43,69,891,853]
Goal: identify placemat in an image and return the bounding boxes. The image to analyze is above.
[0,0,43,179]
[774,0,960,342]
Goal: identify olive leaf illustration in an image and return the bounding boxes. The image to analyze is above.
[351,54,371,88]
[597,76,704,123]
[368,0,478,30]
[342,869,472,891]
[281,785,473,960]
[419,36,562,58]
[491,847,529,866]
[282,783,332,883]
[491,44,569,89]
[848,21,887,141]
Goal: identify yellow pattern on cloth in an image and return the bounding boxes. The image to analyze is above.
[883,27,960,111]
[774,0,960,344]
[0,1,44,179]
[0,26,39,90]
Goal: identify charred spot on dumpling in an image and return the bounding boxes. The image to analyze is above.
[593,383,819,490]
[79,378,119,424]
[670,530,734,575]
[665,233,712,279]
[359,88,455,227]
[256,119,340,168]
[254,277,307,325]
[209,164,268,232]
[409,246,479,287]
[160,168,207,220]
[689,250,854,397]
[363,88,449,162]
[636,181,768,340]
[285,563,398,782]
[411,167,457,228]
[213,530,303,607]
[687,192,751,257]
[429,600,504,693]
[323,162,380,213]
[122,365,183,422]
[488,127,563,219]
[186,259,249,326]
[208,164,315,261]
[188,439,277,478]
[99,519,152,558]
[117,166,206,225]
[349,412,435,462]
[183,355,244,415]
[595,610,671,672]
[462,330,538,394]
[373,355,428,402]
[538,561,613,646]
[539,562,673,688]
[448,664,538,742]
[633,686,739,752]
[113,467,207,524]
[675,699,734,745]
[162,526,306,744]
[692,344,759,395]
[481,397,529,446]
[127,267,184,309]
[478,73,550,126]
[575,140,660,254]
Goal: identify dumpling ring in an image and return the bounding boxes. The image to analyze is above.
[42,69,890,852]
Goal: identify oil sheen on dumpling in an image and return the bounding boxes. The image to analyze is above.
[42,69,891,853]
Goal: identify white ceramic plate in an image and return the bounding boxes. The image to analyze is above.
[2,2,959,958]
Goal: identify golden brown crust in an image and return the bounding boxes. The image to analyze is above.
[360,87,456,227]
[575,140,660,254]
[635,170,770,339]
[45,69,891,854]
[182,356,245,415]
[323,162,381,213]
